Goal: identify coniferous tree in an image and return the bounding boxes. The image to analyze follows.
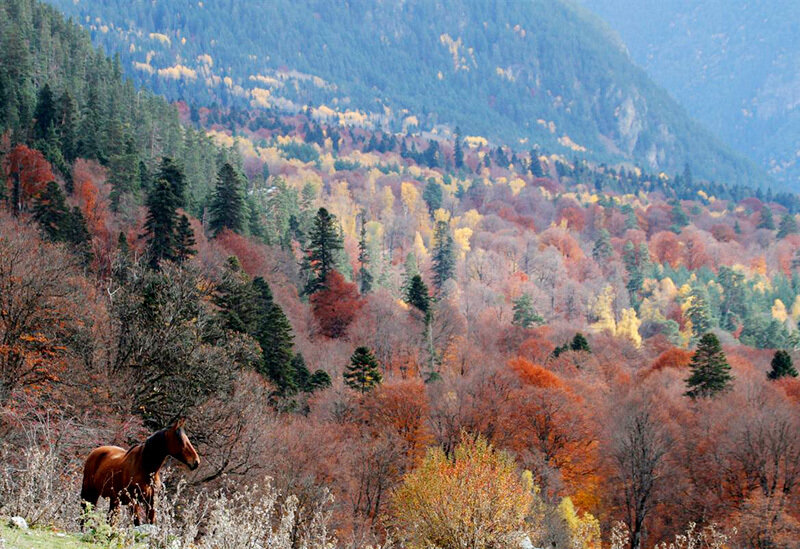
[687,288,713,339]
[56,90,78,164]
[405,274,431,320]
[767,350,798,380]
[422,181,443,217]
[685,333,733,398]
[209,162,246,236]
[33,84,56,141]
[108,136,140,211]
[357,214,373,294]
[143,177,179,269]
[432,220,455,292]
[175,214,196,263]
[529,149,544,177]
[570,332,591,353]
[592,229,613,261]
[253,276,297,396]
[215,257,259,334]
[303,207,344,295]
[453,127,464,169]
[32,180,68,240]
[757,205,775,230]
[512,293,543,328]
[157,157,187,209]
[344,346,383,393]
[777,214,798,238]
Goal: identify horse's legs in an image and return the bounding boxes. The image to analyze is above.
[107,497,120,525]
[145,494,156,524]
[79,487,99,531]
[131,502,143,526]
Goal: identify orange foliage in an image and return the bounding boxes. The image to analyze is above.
[509,357,564,390]
[3,145,54,212]
[215,229,270,276]
[557,205,586,232]
[649,230,682,266]
[539,227,584,262]
[649,347,692,373]
[311,270,363,338]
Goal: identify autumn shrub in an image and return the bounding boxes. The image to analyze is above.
[389,433,532,549]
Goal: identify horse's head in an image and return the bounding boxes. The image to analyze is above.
[166,418,200,471]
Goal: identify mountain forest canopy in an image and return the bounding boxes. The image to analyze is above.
[1,0,800,548]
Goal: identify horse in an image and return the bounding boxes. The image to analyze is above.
[80,418,200,526]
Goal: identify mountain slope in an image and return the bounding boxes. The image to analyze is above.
[44,0,764,186]
[581,0,800,187]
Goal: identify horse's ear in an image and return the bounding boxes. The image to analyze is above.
[173,417,186,430]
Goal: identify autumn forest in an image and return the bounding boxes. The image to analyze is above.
[1,1,799,548]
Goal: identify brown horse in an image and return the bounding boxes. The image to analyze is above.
[80,419,200,525]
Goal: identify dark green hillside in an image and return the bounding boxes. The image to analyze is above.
[44,0,765,186]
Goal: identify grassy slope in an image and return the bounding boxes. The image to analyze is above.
[1,525,97,549]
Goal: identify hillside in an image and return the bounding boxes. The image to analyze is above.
[42,0,765,187]
[581,0,800,186]
[2,0,800,548]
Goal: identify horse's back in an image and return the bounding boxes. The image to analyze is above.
[82,445,127,499]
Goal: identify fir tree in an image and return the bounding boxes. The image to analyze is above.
[757,205,775,230]
[767,350,798,380]
[33,83,56,141]
[685,333,733,398]
[670,202,689,232]
[512,293,543,328]
[215,257,259,334]
[143,177,179,269]
[209,162,246,236]
[686,287,713,339]
[357,214,373,294]
[432,220,455,292]
[108,136,140,211]
[157,157,187,209]
[570,332,591,353]
[344,346,383,393]
[405,274,431,319]
[253,276,297,396]
[32,180,68,240]
[303,207,343,295]
[592,229,613,261]
[529,149,544,177]
[777,214,798,238]
[422,181,443,217]
[175,214,196,263]
[454,127,464,170]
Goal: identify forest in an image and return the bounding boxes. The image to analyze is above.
[1,0,799,548]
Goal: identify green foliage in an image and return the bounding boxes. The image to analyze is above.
[303,207,344,295]
[767,350,798,380]
[592,228,613,261]
[552,332,591,358]
[344,346,383,393]
[685,333,733,398]
[209,162,246,236]
[143,177,179,269]
[422,181,443,216]
[757,205,775,230]
[357,215,373,294]
[432,221,455,292]
[405,274,431,320]
[512,293,543,328]
[777,214,798,239]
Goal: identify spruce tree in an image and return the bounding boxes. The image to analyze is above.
[174,214,196,263]
[344,346,383,393]
[108,136,140,211]
[767,350,798,380]
[252,277,297,396]
[685,333,733,398]
[777,214,798,239]
[405,274,431,319]
[512,293,543,328]
[157,157,187,208]
[215,257,259,334]
[422,181,443,216]
[33,83,56,141]
[529,149,544,177]
[303,207,343,295]
[757,205,775,230]
[357,215,373,294]
[592,229,613,261]
[143,177,179,269]
[33,180,68,240]
[432,220,455,292]
[453,127,464,170]
[570,333,591,353]
[209,162,246,236]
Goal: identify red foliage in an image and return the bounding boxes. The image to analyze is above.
[509,357,564,390]
[557,205,586,232]
[3,145,54,212]
[711,223,736,243]
[215,229,270,276]
[650,230,682,267]
[649,347,693,374]
[311,270,363,338]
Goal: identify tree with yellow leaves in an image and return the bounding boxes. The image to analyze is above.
[390,433,532,549]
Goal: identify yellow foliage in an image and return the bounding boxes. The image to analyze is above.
[149,32,171,45]
[381,186,395,219]
[772,299,788,322]
[590,286,616,335]
[617,308,642,348]
[157,64,197,81]
[459,209,482,229]
[509,177,526,196]
[414,231,428,260]
[558,497,602,549]
[453,227,473,257]
[401,182,420,215]
[433,208,451,223]
[250,87,271,108]
[464,135,488,148]
[791,295,800,321]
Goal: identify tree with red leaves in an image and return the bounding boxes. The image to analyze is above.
[3,145,55,214]
[311,270,362,338]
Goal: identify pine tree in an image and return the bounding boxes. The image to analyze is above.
[686,287,713,339]
[303,207,344,295]
[432,220,455,292]
[777,214,798,238]
[175,214,196,263]
[529,149,544,177]
[423,181,443,216]
[685,333,733,398]
[357,214,373,294]
[512,293,543,328]
[253,276,297,396]
[767,350,798,380]
[108,136,140,211]
[157,157,187,209]
[757,205,775,230]
[209,162,246,236]
[344,346,383,393]
[405,274,431,319]
[592,229,613,261]
[56,90,78,163]
[454,127,464,170]
[33,83,56,141]
[570,332,591,353]
[143,177,179,269]
[215,257,260,334]
[32,180,68,240]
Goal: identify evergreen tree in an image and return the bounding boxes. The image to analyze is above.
[344,346,383,393]
[303,207,344,295]
[33,83,56,141]
[687,288,713,339]
[670,202,689,232]
[108,136,140,211]
[453,127,464,170]
[512,293,543,328]
[777,214,798,238]
[592,229,613,261]
[685,333,733,398]
[143,177,179,269]
[215,257,259,334]
[253,276,297,396]
[767,350,798,380]
[431,220,455,292]
[56,90,79,163]
[174,214,196,263]
[209,162,246,236]
[401,252,419,295]
[157,157,187,209]
[357,214,373,294]
[529,149,544,177]
[32,180,68,240]
[757,205,775,230]
[570,332,591,353]
[405,274,431,320]
[422,180,443,216]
